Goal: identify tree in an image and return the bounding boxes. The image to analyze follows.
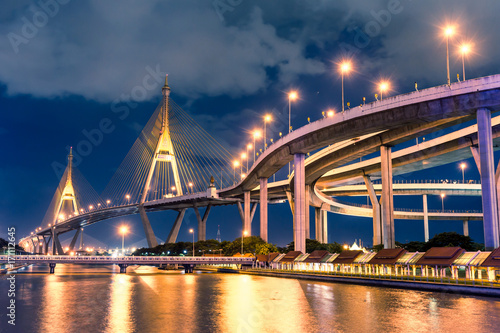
[256,243,278,255]
[424,232,476,251]
[285,239,344,253]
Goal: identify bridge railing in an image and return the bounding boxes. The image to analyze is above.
[0,255,255,263]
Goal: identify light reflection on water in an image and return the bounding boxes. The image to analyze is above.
[1,264,500,332]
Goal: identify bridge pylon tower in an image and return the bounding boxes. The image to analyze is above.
[138,75,183,248]
[52,147,79,254]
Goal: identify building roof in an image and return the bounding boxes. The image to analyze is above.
[331,250,364,264]
[256,254,269,262]
[395,252,420,265]
[479,247,500,267]
[415,247,465,266]
[279,251,303,263]
[304,250,330,263]
[353,252,376,264]
[295,254,310,262]
[271,253,286,263]
[325,253,340,263]
[268,252,281,262]
[369,248,407,265]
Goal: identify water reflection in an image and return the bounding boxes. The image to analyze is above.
[107,274,133,333]
[2,265,500,332]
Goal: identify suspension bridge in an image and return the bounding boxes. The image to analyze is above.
[20,74,500,254]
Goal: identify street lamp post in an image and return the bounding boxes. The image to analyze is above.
[441,193,445,212]
[460,44,470,81]
[340,61,351,112]
[444,26,455,85]
[246,144,252,170]
[253,131,260,164]
[460,163,466,183]
[288,92,298,176]
[189,228,194,257]
[120,226,128,255]
[264,114,272,151]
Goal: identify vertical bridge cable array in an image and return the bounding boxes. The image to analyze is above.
[102,99,236,205]
[42,166,106,227]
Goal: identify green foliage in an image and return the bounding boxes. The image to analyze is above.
[423,232,476,251]
[132,236,280,256]
[390,232,483,252]
[285,239,344,254]
[255,243,278,255]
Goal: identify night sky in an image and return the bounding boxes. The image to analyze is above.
[1,0,499,249]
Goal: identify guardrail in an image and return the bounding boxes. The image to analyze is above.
[0,255,254,264]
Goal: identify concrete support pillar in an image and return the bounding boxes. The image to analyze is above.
[37,237,43,254]
[69,228,81,251]
[321,210,328,243]
[259,178,268,242]
[79,228,83,250]
[166,208,187,243]
[194,205,211,241]
[315,207,322,242]
[244,191,251,234]
[305,185,310,239]
[463,220,469,237]
[477,108,500,250]
[44,236,51,255]
[31,239,36,254]
[138,205,158,248]
[51,230,64,255]
[423,194,429,242]
[294,153,306,253]
[363,175,382,246]
[380,146,395,249]
[286,191,295,240]
[314,208,328,244]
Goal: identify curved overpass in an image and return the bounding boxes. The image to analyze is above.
[22,75,500,251]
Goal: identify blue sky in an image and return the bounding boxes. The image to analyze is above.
[1,0,499,248]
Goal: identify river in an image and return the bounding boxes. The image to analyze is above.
[1,264,500,332]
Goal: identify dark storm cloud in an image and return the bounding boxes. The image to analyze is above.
[1,1,499,102]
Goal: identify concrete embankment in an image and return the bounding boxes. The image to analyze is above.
[223,269,500,298]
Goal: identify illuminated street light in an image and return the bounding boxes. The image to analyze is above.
[189,228,195,257]
[120,226,128,255]
[171,186,176,195]
[125,194,131,203]
[288,91,298,134]
[188,182,194,194]
[339,61,352,112]
[441,193,446,212]
[106,199,111,206]
[443,25,455,85]
[327,110,334,117]
[460,163,466,183]
[379,81,389,101]
[241,230,248,255]
[460,43,470,80]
